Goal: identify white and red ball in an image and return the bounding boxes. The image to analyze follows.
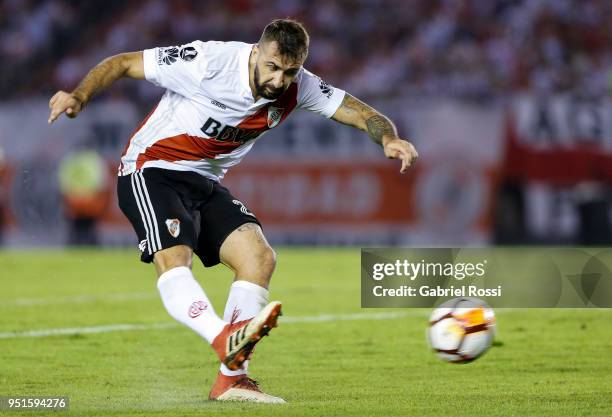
[427,297,496,363]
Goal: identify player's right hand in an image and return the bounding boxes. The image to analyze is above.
[48,91,83,124]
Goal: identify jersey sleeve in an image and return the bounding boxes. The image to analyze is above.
[142,41,207,97]
[296,69,346,118]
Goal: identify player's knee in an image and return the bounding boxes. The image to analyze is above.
[257,245,277,276]
[154,245,193,276]
[238,245,276,283]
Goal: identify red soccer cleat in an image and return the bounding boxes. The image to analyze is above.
[208,372,286,403]
[211,301,282,371]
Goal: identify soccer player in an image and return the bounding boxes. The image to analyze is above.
[48,19,418,403]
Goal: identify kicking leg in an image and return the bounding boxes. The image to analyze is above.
[209,223,285,403]
[219,222,276,376]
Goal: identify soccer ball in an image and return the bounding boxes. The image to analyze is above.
[427,297,496,363]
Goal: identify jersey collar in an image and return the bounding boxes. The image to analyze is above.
[239,43,253,95]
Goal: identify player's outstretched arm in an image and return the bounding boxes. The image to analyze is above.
[331,93,418,173]
[48,52,145,124]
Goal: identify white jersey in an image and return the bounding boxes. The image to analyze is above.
[119,41,346,181]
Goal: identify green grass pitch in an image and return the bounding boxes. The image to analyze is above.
[1,248,611,416]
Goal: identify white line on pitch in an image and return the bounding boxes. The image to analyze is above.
[0,311,425,339]
[0,323,178,339]
[0,309,535,340]
[0,292,158,307]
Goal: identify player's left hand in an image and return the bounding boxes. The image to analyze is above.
[48,91,83,124]
[382,137,418,173]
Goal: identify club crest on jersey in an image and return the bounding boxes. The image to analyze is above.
[165,218,181,238]
[267,106,285,128]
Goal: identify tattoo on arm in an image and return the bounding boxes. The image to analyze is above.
[332,94,397,145]
[365,115,396,145]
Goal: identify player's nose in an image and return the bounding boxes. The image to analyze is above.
[271,73,283,88]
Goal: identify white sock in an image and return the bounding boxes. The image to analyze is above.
[219,280,270,376]
[157,266,226,344]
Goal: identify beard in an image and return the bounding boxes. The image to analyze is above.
[254,66,285,100]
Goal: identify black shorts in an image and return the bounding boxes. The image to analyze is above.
[117,168,260,267]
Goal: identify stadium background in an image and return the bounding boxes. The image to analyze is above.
[2,0,611,248]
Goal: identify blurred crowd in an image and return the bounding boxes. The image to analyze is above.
[2,0,612,104]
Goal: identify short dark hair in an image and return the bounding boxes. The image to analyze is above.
[259,19,309,62]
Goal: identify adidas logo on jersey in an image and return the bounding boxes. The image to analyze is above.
[211,100,227,110]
